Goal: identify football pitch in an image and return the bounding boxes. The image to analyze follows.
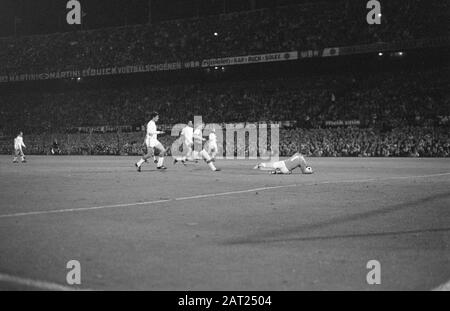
[0,155,449,291]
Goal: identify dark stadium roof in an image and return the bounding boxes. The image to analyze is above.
[0,0,307,38]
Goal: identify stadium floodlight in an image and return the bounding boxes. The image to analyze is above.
[213,32,218,36]
[378,52,383,56]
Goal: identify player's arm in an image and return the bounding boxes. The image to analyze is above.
[254,162,275,171]
[155,126,165,135]
[147,124,165,136]
[194,132,206,142]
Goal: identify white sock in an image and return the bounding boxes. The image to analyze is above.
[207,161,217,171]
[200,150,216,170]
[157,157,164,167]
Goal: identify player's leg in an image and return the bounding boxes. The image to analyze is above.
[181,143,198,163]
[253,161,276,171]
[189,150,201,162]
[142,147,155,162]
[186,142,193,160]
[135,144,154,171]
[254,160,290,174]
[181,142,193,164]
[272,160,290,174]
[199,149,220,171]
[153,147,160,164]
[208,143,218,161]
[174,142,190,165]
[13,148,19,163]
[291,153,309,173]
[154,142,167,169]
[19,149,26,163]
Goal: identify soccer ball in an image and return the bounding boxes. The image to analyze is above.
[304,166,313,174]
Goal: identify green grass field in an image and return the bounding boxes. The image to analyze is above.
[0,155,449,290]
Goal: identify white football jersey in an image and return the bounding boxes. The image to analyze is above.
[146,120,158,140]
[181,126,194,144]
[14,136,25,149]
[208,132,217,143]
[193,127,203,142]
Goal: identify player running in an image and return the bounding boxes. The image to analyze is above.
[205,127,218,161]
[253,152,313,174]
[177,122,220,171]
[135,112,167,172]
[13,132,26,163]
[173,121,194,165]
[194,123,220,171]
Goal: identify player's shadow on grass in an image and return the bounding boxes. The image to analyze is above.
[223,191,450,245]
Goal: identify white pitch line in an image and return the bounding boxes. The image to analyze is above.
[0,273,90,291]
[0,172,449,220]
[0,199,172,219]
[174,184,296,201]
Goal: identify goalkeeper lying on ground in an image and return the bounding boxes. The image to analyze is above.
[253,152,313,174]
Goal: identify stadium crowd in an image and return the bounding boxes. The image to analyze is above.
[0,1,448,158]
[1,126,448,158]
[280,127,449,157]
[0,0,448,74]
[1,67,448,134]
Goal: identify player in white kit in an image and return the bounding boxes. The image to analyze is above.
[173,121,194,165]
[194,123,220,171]
[175,122,220,171]
[254,152,313,174]
[135,112,167,171]
[205,127,218,161]
[13,132,27,163]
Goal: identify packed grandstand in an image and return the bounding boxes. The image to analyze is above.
[0,0,448,157]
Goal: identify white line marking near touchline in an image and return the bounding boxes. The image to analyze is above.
[0,199,171,219]
[0,273,91,291]
[0,172,449,219]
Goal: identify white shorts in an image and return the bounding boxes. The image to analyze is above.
[272,160,290,174]
[145,137,160,148]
